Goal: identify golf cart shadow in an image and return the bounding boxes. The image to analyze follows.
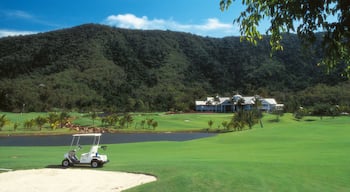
[46,164,103,169]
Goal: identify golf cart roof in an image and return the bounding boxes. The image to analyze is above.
[72,133,102,137]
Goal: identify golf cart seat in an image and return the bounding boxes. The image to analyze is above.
[68,150,80,163]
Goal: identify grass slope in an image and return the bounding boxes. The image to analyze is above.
[1,114,350,191]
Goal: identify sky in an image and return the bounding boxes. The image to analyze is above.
[0,0,252,38]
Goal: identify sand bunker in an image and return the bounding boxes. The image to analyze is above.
[0,168,156,192]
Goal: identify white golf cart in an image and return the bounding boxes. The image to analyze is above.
[62,133,109,168]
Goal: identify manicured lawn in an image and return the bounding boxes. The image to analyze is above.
[0,112,233,134]
[1,114,350,191]
[132,113,233,131]
[74,112,233,131]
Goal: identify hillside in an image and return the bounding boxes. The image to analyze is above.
[0,24,349,112]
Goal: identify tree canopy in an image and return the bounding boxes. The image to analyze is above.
[220,0,350,73]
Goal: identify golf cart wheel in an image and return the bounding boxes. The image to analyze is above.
[62,159,70,167]
[91,160,100,168]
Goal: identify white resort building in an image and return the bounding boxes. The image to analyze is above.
[195,94,284,113]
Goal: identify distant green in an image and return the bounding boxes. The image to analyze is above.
[0,112,233,134]
[1,114,350,191]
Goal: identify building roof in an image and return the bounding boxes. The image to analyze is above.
[232,94,243,102]
[195,96,257,106]
[195,95,283,110]
[242,96,255,105]
[261,98,277,105]
[73,133,102,137]
[195,97,231,106]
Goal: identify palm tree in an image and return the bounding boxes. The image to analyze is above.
[146,118,154,129]
[102,114,119,128]
[124,113,133,129]
[231,111,246,131]
[140,120,146,129]
[90,111,98,126]
[151,121,158,130]
[47,113,59,130]
[294,107,305,120]
[221,121,228,130]
[208,120,214,129]
[232,94,243,111]
[253,95,262,109]
[232,109,262,130]
[245,111,257,129]
[59,112,70,128]
[101,117,107,127]
[0,114,7,131]
[253,96,264,127]
[13,122,19,131]
[237,98,245,111]
[35,116,47,131]
[110,114,120,128]
[24,119,35,130]
[118,117,126,129]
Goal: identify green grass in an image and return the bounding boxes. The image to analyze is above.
[1,114,350,191]
[132,113,233,131]
[0,112,233,134]
[72,112,233,132]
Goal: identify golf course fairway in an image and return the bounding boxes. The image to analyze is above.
[1,114,350,191]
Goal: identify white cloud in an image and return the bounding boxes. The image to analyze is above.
[106,14,148,29]
[104,13,238,37]
[4,10,34,19]
[197,18,232,30]
[1,9,61,28]
[0,29,37,38]
[106,14,166,29]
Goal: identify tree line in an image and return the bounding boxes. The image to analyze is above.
[0,112,70,131]
[0,112,159,132]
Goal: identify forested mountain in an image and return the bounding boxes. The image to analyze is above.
[0,24,349,112]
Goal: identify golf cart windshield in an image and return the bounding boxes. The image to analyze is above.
[70,133,102,149]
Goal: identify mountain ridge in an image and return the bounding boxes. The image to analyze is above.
[0,24,348,112]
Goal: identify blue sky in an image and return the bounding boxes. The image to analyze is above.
[0,0,250,38]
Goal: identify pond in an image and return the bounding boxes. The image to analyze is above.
[0,133,217,146]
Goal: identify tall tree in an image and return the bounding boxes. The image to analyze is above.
[220,0,350,73]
